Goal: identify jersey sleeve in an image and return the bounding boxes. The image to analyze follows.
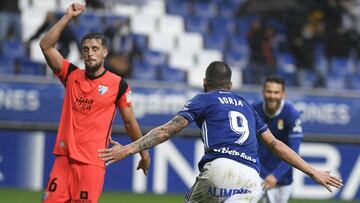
[254,108,268,135]
[178,94,206,124]
[116,86,132,109]
[54,59,77,86]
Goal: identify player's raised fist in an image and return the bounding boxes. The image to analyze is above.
[66,3,85,17]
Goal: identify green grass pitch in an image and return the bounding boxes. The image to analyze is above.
[0,188,358,203]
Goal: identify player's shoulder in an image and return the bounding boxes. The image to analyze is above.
[103,70,125,83]
[283,101,301,117]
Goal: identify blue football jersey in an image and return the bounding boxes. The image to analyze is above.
[253,100,303,186]
[178,90,268,173]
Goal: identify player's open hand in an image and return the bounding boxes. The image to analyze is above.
[312,170,343,192]
[66,3,85,18]
[137,151,151,176]
[98,139,129,166]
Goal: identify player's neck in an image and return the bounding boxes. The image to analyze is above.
[85,67,106,79]
[265,108,278,116]
[205,87,229,92]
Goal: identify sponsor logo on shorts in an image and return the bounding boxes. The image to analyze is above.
[208,186,251,197]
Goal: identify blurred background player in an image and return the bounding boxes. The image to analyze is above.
[39,3,150,202]
[99,61,342,203]
[254,75,303,203]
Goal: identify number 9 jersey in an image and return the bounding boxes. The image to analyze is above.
[178,90,268,173]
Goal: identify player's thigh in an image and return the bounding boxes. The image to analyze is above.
[42,156,71,203]
[184,176,216,203]
[69,162,105,203]
[267,184,293,203]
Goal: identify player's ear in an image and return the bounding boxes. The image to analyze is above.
[103,48,108,58]
[227,81,232,90]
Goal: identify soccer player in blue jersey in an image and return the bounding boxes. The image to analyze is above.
[254,76,303,203]
[99,61,342,202]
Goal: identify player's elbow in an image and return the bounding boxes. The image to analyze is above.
[39,38,52,51]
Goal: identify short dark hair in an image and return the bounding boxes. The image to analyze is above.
[80,32,107,48]
[264,75,285,91]
[205,61,232,89]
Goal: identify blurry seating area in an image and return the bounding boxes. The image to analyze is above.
[2,0,360,90]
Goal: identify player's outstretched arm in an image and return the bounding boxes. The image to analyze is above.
[261,129,343,192]
[99,115,189,166]
[119,106,151,175]
[39,3,85,73]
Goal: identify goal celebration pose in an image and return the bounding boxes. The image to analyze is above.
[99,61,343,203]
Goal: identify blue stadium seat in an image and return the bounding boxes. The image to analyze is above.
[276,69,296,87]
[143,50,167,66]
[224,50,247,69]
[297,70,318,88]
[71,24,103,42]
[166,0,190,16]
[17,58,46,75]
[77,13,101,30]
[185,15,209,33]
[131,34,148,51]
[1,39,26,59]
[229,36,249,55]
[330,57,353,76]
[347,73,360,90]
[314,54,328,76]
[325,73,347,89]
[131,59,158,81]
[193,2,217,17]
[0,55,16,74]
[203,33,228,51]
[210,16,236,37]
[159,65,186,83]
[104,15,128,27]
[236,16,257,35]
[217,2,237,17]
[241,67,257,85]
[229,0,247,7]
[276,53,297,86]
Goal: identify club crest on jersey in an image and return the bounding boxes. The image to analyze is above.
[277,119,284,130]
[98,85,108,95]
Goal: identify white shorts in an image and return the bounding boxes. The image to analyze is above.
[185,158,262,203]
[258,182,293,203]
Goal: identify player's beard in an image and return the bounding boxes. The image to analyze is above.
[265,98,281,113]
[85,61,102,74]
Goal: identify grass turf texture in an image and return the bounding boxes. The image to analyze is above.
[0,188,357,203]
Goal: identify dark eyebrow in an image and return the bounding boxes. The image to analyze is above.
[81,45,100,50]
